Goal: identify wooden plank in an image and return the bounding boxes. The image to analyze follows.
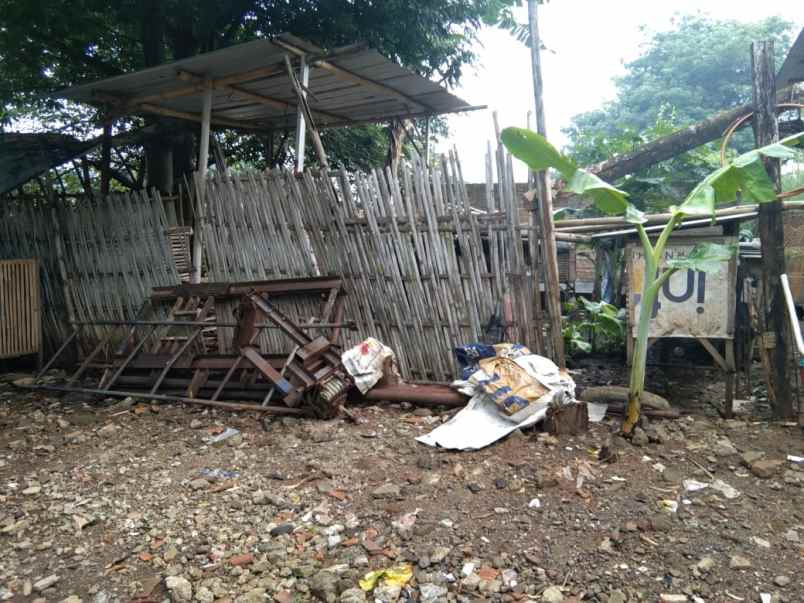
[0,259,41,359]
[725,339,736,419]
[241,345,294,396]
[697,337,728,371]
[299,335,331,370]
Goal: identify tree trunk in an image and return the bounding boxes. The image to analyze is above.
[752,40,794,419]
[386,120,407,176]
[582,88,795,184]
[140,0,174,201]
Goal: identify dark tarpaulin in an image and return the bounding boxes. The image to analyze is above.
[0,133,98,195]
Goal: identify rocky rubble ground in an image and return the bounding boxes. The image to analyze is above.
[0,376,802,603]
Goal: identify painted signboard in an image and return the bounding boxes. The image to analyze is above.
[627,236,737,339]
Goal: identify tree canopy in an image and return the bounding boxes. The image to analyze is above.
[563,15,794,164]
[558,15,796,212]
[0,0,519,180]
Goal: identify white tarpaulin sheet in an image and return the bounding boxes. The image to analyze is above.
[417,352,597,451]
[415,393,550,450]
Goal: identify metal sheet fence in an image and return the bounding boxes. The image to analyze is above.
[203,149,548,381]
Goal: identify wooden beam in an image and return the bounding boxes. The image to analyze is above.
[175,69,348,125]
[752,39,794,419]
[315,60,428,111]
[126,83,205,106]
[582,87,796,184]
[211,63,286,87]
[191,85,212,285]
[126,63,287,107]
[696,337,728,371]
[137,102,264,131]
[273,38,428,112]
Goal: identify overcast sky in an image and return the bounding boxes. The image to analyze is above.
[436,1,803,182]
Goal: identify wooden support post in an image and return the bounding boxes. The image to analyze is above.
[191,84,212,284]
[527,0,565,368]
[285,55,331,173]
[725,339,736,419]
[423,117,430,165]
[752,40,794,419]
[294,56,309,172]
[100,122,111,197]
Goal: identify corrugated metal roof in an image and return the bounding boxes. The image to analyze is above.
[56,34,479,131]
[0,133,98,195]
[778,28,804,87]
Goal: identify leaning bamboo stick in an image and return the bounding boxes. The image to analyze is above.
[555,200,804,232]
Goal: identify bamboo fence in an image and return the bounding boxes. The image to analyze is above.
[202,148,549,380]
[0,192,179,352]
[1,145,552,380]
[0,198,70,351]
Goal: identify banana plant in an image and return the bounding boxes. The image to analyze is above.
[563,297,624,355]
[501,127,804,434]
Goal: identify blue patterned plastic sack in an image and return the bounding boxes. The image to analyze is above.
[454,343,497,380]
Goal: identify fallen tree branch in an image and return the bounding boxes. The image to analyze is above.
[579,385,671,411]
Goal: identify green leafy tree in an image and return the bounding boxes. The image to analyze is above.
[0,0,520,184]
[564,15,794,156]
[502,126,804,434]
[562,15,795,207]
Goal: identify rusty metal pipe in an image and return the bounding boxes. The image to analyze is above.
[19,384,305,415]
[362,384,467,407]
[70,319,356,330]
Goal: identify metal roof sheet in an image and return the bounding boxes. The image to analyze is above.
[55,34,479,131]
[0,133,98,195]
[778,28,804,87]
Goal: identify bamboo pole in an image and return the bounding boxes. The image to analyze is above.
[555,201,804,232]
[285,55,331,173]
[527,0,565,368]
[191,84,212,284]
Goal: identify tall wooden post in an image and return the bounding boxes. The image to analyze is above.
[751,40,794,418]
[191,83,212,284]
[527,0,565,367]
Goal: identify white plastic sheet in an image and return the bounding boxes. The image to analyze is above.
[417,352,583,451]
[341,338,398,394]
[415,393,550,451]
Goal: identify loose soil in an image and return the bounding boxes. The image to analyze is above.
[0,363,801,603]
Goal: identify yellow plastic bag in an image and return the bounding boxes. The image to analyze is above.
[358,564,413,591]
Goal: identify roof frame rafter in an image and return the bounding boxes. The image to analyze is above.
[175,69,351,125]
[273,39,431,112]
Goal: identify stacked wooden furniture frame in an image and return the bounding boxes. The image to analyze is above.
[31,276,353,417]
